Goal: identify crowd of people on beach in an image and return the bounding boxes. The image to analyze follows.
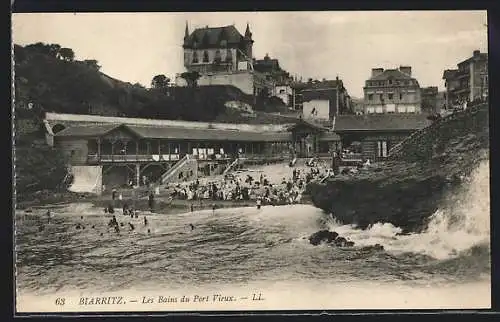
[164,160,334,207]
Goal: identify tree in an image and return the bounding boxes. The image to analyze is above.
[83,59,101,71]
[13,44,27,64]
[47,44,61,57]
[59,48,75,61]
[151,74,170,89]
[180,71,201,88]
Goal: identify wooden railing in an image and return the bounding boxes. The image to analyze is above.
[87,154,181,163]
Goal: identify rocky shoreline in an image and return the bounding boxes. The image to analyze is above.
[308,105,489,234]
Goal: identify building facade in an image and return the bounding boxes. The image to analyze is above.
[175,23,273,97]
[275,83,293,107]
[363,66,422,114]
[421,86,439,115]
[333,114,432,161]
[299,78,353,124]
[442,50,488,109]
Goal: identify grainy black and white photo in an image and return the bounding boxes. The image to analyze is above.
[12,10,490,313]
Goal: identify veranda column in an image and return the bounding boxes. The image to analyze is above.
[97,138,101,162]
[135,163,140,187]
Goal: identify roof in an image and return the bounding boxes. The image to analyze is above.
[287,119,329,132]
[302,80,341,90]
[442,69,458,80]
[458,52,488,66]
[334,114,432,132]
[369,69,413,81]
[45,112,289,132]
[55,124,292,142]
[55,124,121,137]
[253,55,281,72]
[318,131,341,141]
[184,25,244,48]
[302,87,338,102]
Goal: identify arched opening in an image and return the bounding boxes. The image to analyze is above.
[52,124,66,134]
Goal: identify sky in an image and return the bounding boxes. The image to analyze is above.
[12,11,488,98]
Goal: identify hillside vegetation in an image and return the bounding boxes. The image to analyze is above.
[308,104,489,233]
[13,42,292,123]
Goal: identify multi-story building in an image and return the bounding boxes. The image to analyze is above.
[300,77,353,125]
[442,50,488,109]
[363,66,422,114]
[442,69,460,110]
[421,86,439,115]
[253,54,293,86]
[175,23,273,97]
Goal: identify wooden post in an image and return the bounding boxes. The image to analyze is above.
[97,138,101,162]
[135,163,140,187]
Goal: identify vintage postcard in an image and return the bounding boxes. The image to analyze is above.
[12,11,490,314]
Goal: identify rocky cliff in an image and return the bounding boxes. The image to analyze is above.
[308,104,489,233]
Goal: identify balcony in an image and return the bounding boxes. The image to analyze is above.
[87,154,181,163]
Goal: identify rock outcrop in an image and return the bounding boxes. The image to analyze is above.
[308,103,489,233]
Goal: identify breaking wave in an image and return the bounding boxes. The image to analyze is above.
[326,159,490,260]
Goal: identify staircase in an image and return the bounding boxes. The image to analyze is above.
[222,158,240,176]
[158,154,197,185]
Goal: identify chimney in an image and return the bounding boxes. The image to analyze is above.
[399,66,412,76]
[473,50,480,57]
[371,68,384,77]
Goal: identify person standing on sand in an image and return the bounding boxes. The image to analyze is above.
[46,210,51,224]
[256,197,262,210]
[148,191,155,212]
[112,188,117,201]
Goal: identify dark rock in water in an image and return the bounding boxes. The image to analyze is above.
[25,209,33,213]
[361,244,384,251]
[334,236,348,247]
[309,230,338,246]
[76,224,81,230]
[346,241,355,247]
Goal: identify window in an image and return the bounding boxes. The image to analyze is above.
[203,51,209,63]
[388,79,393,85]
[225,49,233,62]
[214,50,222,63]
[377,141,388,158]
[388,93,393,100]
[368,94,373,100]
[400,93,403,100]
[379,94,383,101]
[280,89,285,94]
[192,51,199,63]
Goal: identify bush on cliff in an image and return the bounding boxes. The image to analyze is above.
[308,105,489,233]
[15,144,71,199]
